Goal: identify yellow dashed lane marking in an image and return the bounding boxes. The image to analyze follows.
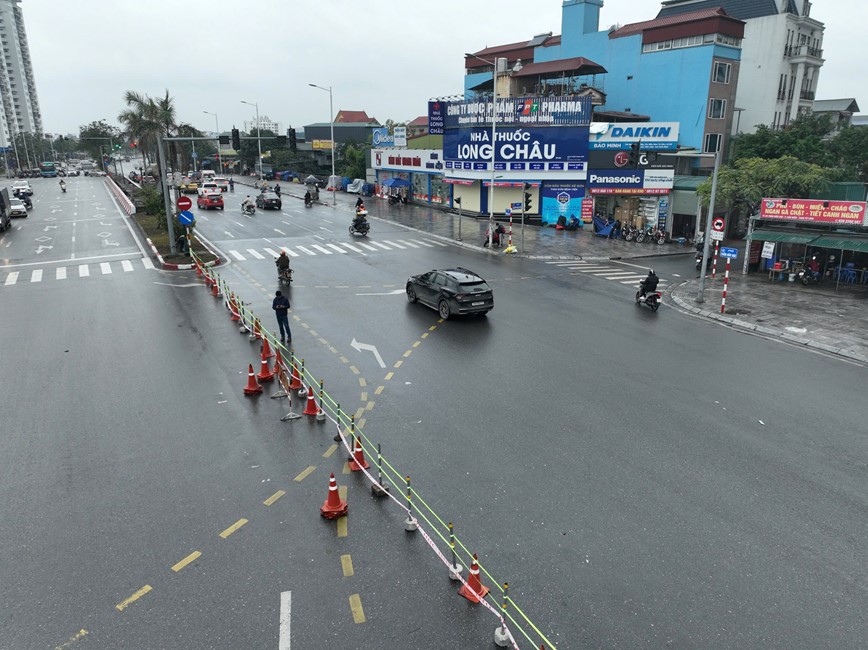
[355,407,365,420]
[342,461,351,475]
[341,554,354,576]
[339,356,349,363]
[302,323,310,329]
[337,516,348,537]
[375,385,385,395]
[360,391,368,401]
[323,444,338,458]
[428,325,437,331]
[359,377,367,387]
[339,486,348,500]
[393,360,403,369]
[263,490,286,506]
[171,551,201,572]
[116,585,152,611]
[349,594,366,623]
[421,332,429,339]
[319,337,328,345]
[412,341,421,348]
[384,372,394,381]
[295,466,316,482]
[55,629,88,648]
[358,418,366,429]
[219,518,248,539]
[350,365,360,375]
[403,350,412,358]
[365,401,375,411]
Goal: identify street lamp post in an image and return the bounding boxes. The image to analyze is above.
[693,148,722,304]
[465,53,504,249]
[308,83,336,205]
[240,100,263,184]
[204,110,222,176]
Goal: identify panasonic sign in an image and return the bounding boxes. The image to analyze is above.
[589,174,642,184]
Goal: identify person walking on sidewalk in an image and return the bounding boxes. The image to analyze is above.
[272,290,291,343]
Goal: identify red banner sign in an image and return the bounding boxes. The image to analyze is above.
[760,198,867,225]
[581,197,594,222]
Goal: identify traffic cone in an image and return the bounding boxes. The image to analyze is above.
[262,337,274,359]
[302,385,319,416]
[288,362,302,391]
[320,472,348,519]
[250,319,261,341]
[458,554,489,603]
[257,351,274,383]
[229,295,240,322]
[195,261,203,277]
[242,364,262,395]
[348,436,369,471]
[211,278,220,297]
[273,349,285,380]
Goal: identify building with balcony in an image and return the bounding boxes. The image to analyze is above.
[464,0,745,162]
[657,0,825,133]
[0,0,42,154]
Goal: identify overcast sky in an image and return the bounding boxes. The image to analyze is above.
[22,0,864,136]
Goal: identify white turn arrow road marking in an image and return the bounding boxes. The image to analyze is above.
[279,591,291,650]
[224,231,235,238]
[274,228,286,235]
[351,338,386,368]
[43,225,58,231]
[35,245,53,254]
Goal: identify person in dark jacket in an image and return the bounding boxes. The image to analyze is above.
[272,290,291,342]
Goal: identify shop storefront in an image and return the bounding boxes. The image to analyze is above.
[440,95,591,217]
[371,149,447,205]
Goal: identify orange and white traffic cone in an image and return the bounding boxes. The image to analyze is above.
[458,553,489,603]
[195,261,203,277]
[256,351,274,383]
[302,385,319,416]
[229,295,240,322]
[242,363,262,396]
[262,337,274,359]
[272,349,285,380]
[348,436,369,471]
[320,472,348,519]
[288,362,302,391]
[211,278,220,297]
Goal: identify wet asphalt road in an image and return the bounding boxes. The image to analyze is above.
[0,178,865,649]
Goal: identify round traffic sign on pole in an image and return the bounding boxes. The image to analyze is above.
[177,196,192,211]
[712,217,725,232]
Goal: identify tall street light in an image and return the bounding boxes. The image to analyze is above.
[465,53,504,249]
[308,83,336,205]
[240,100,263,184]
[203,110,222,176]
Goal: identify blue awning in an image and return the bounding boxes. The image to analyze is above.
[382,177,410,188]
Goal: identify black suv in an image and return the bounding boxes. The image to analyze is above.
[406,267,493,319]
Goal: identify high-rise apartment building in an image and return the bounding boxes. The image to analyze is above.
[0,0,42,149]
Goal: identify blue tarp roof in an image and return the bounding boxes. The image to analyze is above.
[382,178,410,188]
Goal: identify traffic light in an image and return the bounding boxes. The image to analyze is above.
[231,127,240,150]
[130,141,137,148]
[628,142,640,167]
[289,128,297,152]
[524,184,532,212]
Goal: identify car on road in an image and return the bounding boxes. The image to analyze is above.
[180,179,199,194]
[197,191,224,210]
[8,197,27,218]
[0,207,10,231]
[12,180,32,196]
[406,267,494,319]
[197,182,219,196]
[214,176,229,192]
[256,191,282,210]
[86,169,107,177]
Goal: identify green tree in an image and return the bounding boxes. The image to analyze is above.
[339,143,367,179]
[239,128,276,171]
[79,120,122,163]
[731,113,837,167]
[831,126,868,182]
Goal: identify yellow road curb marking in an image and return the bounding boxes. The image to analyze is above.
[294,466,316,482]
[219,518,248,539]
[263,490,286,506]
[349,594,366,623]
[171,551,201,572]
[116,585,152,611]
[337,516,348,538]
[341,554,354,576]
[323,444,338,458]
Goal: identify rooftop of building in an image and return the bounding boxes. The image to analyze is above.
[334,110,379,124]
[658,0,791,20]
[812,99,860,114]
[609,7,743,39]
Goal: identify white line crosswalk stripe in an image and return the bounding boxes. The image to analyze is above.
[246,249,265,260]
[142,257,155,269]
[264,247,280,257]
[396,240,420,248]
[411,240,435,248]
[31,269,43,283]
[100,263,112,274]
[326,244,347,254]
[229,250,246,261]
[79,265,89,277]
[339,242,365,254]
[369,241,392,251]
[56,267,67,280]
[122,260,134,272]
[311,244,333,255]
[381,240,406,249]
[280,247,299,257]
[296,246,317,256]
[5,271,19,285]
[356,242,378,251]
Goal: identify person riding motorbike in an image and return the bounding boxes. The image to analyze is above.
[59,179,66,193]
[355,196,364,210]
[273,183,281,196]
[276,251,290,273]
[242,195,255,214]
[304,191,312,206]
[639,269,659,298]
[228,178,235,192]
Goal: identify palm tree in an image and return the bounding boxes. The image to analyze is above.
[118,90,182,174]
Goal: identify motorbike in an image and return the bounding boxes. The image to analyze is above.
[276,263,293,285]
[623,224,637,241]
[794,264,821,286]
[242,204,256,216]
[304,198,313,208]
[388,194,404,206]
[652,228,666,245]
[635,283,662,312]
[60,184,67,194]
[274,185,281,197]
[349,213,370,236]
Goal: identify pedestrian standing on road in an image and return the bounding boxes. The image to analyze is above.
[272,290,291,343]
[176,233,188,254]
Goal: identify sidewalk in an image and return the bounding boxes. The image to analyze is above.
[241,179,867,364]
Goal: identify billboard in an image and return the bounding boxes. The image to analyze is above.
[372,128,397,147]
[760,198,868,225]
[540,181,586,226]
[372,149,443,172]
[589,122,680,150]
[589,150,676,170]
[588,169,674,194]
[443,126,589,170]
[444,96,592,128]
[428,101,445,135]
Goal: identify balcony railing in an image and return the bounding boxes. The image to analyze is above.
[784,44,824,59]
[800,89,815,100]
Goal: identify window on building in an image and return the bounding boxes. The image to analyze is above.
[708,98,727,119]
[713,61,731,84]
[704,133,722,153]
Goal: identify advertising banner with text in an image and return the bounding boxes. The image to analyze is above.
[443,126,589,172]
[760,198,868,225]
[589,122,680,150]
[588,169,674,194]
[540,181,586,225]
[444,96,592,128]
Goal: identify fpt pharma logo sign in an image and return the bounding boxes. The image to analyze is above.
[444,96,591,128]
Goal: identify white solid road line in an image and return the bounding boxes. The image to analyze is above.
[279,591,291,650]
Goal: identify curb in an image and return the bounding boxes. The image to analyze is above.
[667,283,866,365]
[146,237,221,271]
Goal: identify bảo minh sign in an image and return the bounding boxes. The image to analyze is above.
[760,198,867,225]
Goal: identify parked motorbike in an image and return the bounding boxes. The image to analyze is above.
[794,263,822,286]
[635,283,662,312]
[652,227,666,245]
[623,224,637,241]
[304,199,312,208]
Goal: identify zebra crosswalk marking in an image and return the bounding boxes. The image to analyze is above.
[356,242,377,252]
[122,260,134,272]
[381,240,406,249]
[341,242,364,254]
[57,267,67,280]
[397,240,420,248]
[5,272,18,285]
[326,244,347,254]
[246,249,265,260]
[100,262,112,274]
[263,247,280,257]
[369,242,392,251]
[79,265,89,277]
[31,269,42,283]
[311,244,333,255]
[411,240,435,248]
[280,247,299,257]
[229,250,245,261]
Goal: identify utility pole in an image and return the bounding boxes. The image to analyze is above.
[695,148,722,304]
[157,136,178,255]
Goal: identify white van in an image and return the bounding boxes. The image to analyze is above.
[200,170,216,183]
